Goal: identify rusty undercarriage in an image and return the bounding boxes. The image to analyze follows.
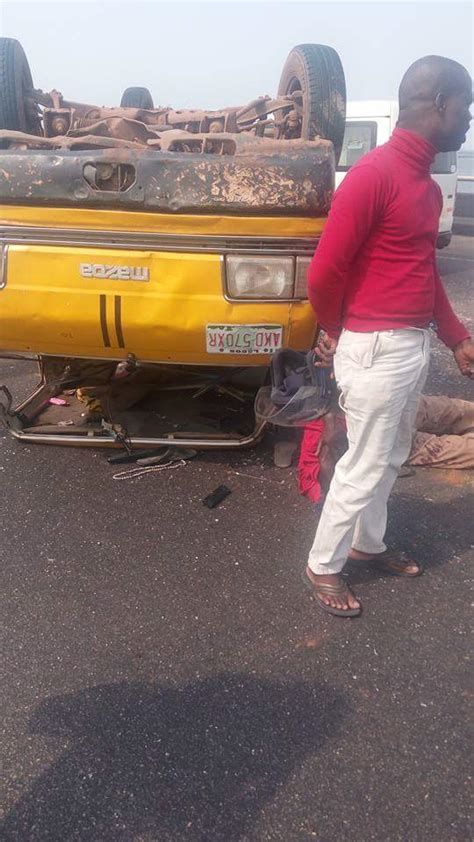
[1,39,346,149]
[0,40,346,214]
[6,89,332,147]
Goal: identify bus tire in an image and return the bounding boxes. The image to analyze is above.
[278,43,346,163]
[0,37,40,133]
[120,87,154,109]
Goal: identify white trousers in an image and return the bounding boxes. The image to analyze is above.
[308,328,431,575]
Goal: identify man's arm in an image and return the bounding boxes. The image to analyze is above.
[432,261,470,349]
[432,261,473,376]
[308,162,385,339]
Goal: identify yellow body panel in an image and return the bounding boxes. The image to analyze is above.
[0,205,325,237]
[0,206,323,365]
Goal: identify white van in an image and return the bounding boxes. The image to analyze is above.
[336,101,457,248]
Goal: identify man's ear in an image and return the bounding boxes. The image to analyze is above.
[434,92,447,112]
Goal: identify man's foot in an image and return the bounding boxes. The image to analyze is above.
[348,549,423,577]
[303,567,361,616]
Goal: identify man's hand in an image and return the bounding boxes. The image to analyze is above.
[453,338,474,378]
[314,332,338,367]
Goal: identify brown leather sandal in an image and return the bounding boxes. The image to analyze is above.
[302,567,362,617]
[348,550,423,578]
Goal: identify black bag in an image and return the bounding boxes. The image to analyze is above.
[255,349,335,427]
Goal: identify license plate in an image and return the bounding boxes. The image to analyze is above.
[206,324,283,355]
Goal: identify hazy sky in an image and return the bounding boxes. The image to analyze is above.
[1,0,473,147]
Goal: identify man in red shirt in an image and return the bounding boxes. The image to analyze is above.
[303,55,473,617]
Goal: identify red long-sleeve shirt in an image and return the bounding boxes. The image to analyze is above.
[308,127,469,349]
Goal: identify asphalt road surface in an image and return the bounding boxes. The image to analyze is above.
[1,237,473,841]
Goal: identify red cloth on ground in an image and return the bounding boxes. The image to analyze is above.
[298,415,348,502]
[297,419,325,503]
[307,127,469,350]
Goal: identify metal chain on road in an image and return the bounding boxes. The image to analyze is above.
[112,459,187,481]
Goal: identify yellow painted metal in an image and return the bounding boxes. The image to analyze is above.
[0,205,326,237]
[0,206,322,364]
[1,243,317,364]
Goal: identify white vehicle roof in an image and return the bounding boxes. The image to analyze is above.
[346,100,399,121]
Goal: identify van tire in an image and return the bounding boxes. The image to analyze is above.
[278,44,346,163]
[120,87,154,109]
[0,37,40,133]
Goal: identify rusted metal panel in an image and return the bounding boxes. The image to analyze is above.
[0,139,334,215]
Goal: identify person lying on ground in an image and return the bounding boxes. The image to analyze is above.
[298,395,474,506]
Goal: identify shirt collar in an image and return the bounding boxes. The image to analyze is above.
[389,127,438,172]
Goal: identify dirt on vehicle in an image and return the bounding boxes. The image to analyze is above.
[0,39,345,214]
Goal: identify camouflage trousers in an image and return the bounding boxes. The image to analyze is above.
[409,395,474,469]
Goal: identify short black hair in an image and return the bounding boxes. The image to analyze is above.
[399,55,471,110]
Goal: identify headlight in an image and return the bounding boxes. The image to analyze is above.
[225,256,294,299]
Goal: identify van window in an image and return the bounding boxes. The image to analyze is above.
[430,151,457,174]
[338,121,378,170]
